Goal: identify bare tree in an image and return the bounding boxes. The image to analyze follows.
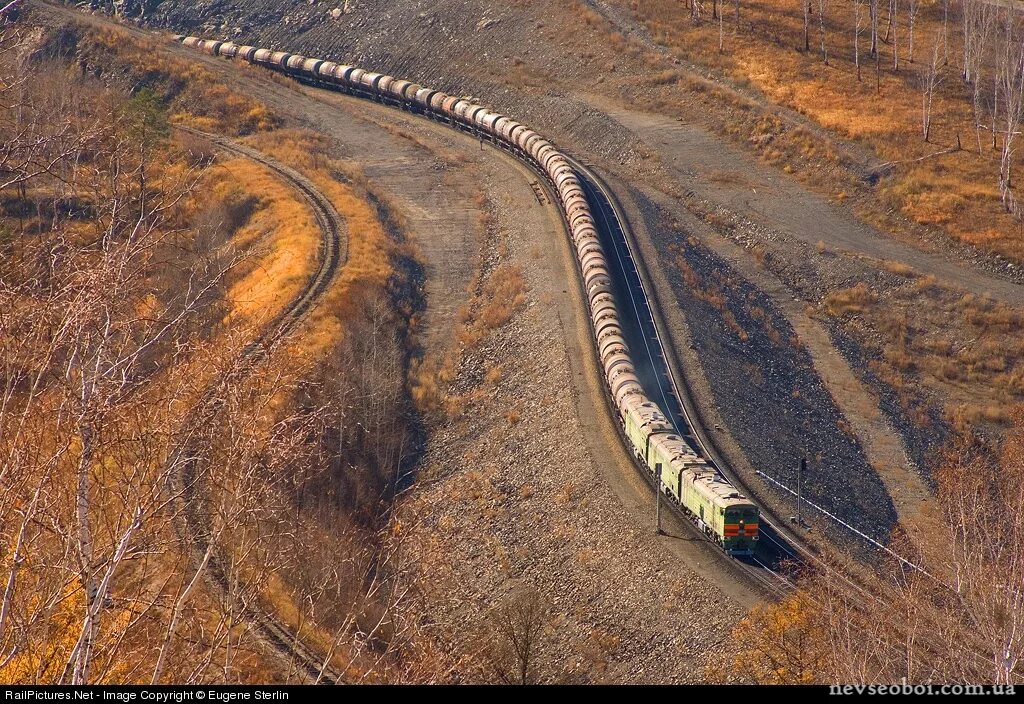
[855,0,864,81]
[0,27,335,684]
[719,0,724,52]
[818,0,828,64]
[804,0,812,52]
[962,0,985,83]
[962,1,995,154]
[996,7,1024,215]
[871,0,879,57]
[922,40,943,143]
[907,0,919,63]
[891,0,899,70]
[482,588,550,685]
[942,0,950,65]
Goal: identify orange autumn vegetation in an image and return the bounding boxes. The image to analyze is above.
[1,23,407,682]
[625,0,1024,258]
[243,129,399,357]
[207,156,320,328]
[83,28,278,135]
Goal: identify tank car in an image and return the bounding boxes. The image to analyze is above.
[176,33,762,558]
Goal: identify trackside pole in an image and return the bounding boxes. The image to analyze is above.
[790,457,808,528]
[655,462,663,534]
[799,457,804,525]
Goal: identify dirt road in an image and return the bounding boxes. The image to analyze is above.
[37,4,766,679]
[588,97,1024,306]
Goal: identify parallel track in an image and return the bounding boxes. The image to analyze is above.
[248,57,806,589]
[171,127,346,685]
[30,0,934,681]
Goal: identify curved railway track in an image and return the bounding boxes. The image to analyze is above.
[171,34,814,587]
[429,118,805,590]
[170,127,346,685]
[317,59,809,586]
[26,0,934,682]
[568,159,811,589]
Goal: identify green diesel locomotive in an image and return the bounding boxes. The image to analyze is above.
[622,397,759,556]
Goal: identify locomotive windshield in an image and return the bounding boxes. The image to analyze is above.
[727,507,757,522]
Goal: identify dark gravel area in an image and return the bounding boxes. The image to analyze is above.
[640,199,899,544]
[825,325,949,485]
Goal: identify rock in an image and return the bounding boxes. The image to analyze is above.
[330,8,342,20]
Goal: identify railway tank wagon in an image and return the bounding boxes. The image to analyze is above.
[177,36,760,557]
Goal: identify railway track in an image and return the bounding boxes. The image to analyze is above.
[565,158,808,588]
[39,0,816,668]
[424,117,804,589]
[172,36,809,590]
[25,0,958,682]
[169,127,346,685]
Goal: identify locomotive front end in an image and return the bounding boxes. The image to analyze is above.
[723,504,759,556]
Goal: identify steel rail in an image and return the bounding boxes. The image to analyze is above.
[169,127,346,685]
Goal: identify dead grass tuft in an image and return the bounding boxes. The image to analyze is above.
[478,264,529,330]
[484,364,504,386]
[823,283,874,317]
[882,260,915,277]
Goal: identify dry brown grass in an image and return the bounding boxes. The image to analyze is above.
[624,0,1024,260]
[7,23,425,683]
[206,156,319,327]
[881,260,915,277]
[485,364,505,386]
[82,28,278,135]
[243,129,398,356]
[959,293,1024,332]
[823,282,874,316]
[478,264,529,330]
[825,270,1024,435]
[949,403,1012,432]
[555,480,578,506]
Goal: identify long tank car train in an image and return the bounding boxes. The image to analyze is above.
[178,35,760,556]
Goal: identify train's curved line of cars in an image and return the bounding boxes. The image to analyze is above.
[178,35,760,556]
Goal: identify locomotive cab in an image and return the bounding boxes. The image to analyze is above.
[723,504,759,556]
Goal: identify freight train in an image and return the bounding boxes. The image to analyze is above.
[178,35,760,556]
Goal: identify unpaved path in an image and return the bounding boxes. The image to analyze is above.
[41,4,764,679]
[586,96,1024,306]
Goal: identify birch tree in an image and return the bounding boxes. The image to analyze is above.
[996,7,1024,216]
[922,40,943,143]
[818,0,828,65]
[855,0,864,81]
